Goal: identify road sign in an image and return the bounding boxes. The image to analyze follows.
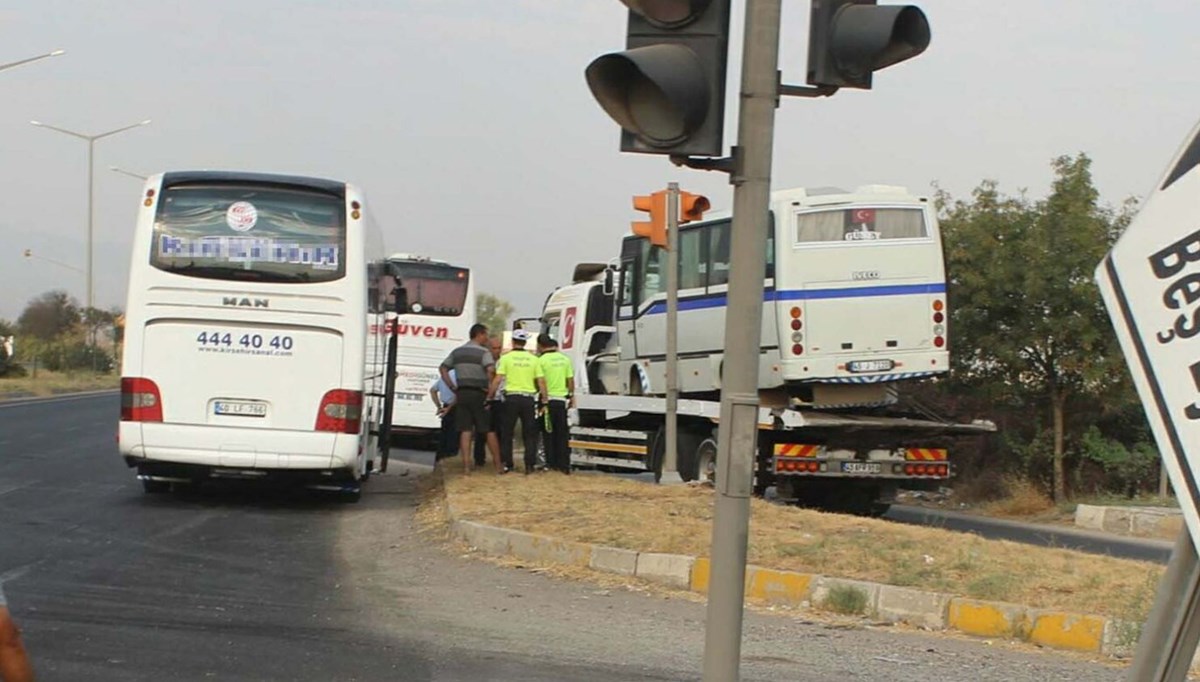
[1097,117,1200,682]
[1097,117,1200,546]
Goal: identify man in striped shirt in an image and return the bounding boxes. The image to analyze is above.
[440,324,501,474]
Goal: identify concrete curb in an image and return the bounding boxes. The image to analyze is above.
[436,478,1142,660]
[1075,503,1182,540]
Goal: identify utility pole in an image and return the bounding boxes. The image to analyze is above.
[701,0,781,678]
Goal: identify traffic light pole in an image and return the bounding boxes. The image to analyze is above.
[664,182,680,481]
[701,0,781,679]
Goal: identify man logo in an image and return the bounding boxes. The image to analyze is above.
[222,297,269,308]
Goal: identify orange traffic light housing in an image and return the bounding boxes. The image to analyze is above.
[632,191,669,248]
[679,191,710,223]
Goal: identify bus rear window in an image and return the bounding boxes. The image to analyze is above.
[150,184,347,283]
[795,207,927,244]
[390,262,469,316]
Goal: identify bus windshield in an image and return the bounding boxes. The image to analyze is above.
[150,183,347,283]
[390,262,469,316]
[795,207,927,244]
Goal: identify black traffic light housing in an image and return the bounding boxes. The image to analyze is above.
[807,0,930,90]
[586,0,731,157]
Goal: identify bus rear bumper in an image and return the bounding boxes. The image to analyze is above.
[118,422,359,472]
[128,459,358,488]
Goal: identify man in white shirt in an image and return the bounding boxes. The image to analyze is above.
[429,370,459,460]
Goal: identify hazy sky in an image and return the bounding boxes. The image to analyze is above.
[1,1,1198,322]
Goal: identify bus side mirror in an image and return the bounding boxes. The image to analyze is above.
[603,267,615,297]
[393,286,409,315]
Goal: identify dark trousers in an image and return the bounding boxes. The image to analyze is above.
[438,409,458,458]
[543,400,570,473]
[502,395,539,472]
[473,401,502,466]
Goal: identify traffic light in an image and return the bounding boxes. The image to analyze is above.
[632,191,669,248]
[679,191,710,223]
[807,0,930,90]
[586,1,732,157]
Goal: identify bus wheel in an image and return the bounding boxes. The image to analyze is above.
[141,478,170,494]
[694,438,718,485]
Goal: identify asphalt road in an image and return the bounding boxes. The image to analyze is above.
[885,505,1174,564]
[0,393,1131,681]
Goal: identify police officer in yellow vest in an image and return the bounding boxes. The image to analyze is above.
[489,330,545,474]
[537,333,575,474]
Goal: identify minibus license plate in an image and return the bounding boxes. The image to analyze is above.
[847,360,894,373]
[214,400,267,418]
[842,462,882,474]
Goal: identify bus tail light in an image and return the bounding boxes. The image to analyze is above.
[316,389,363,434]
[121,377,163,422]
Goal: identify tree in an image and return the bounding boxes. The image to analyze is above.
[18,290,81,341]
[938,154,1138,502]
[476,293,515,336]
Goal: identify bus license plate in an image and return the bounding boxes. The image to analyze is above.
[214,400,268,418]
[842,462,882,474]
[847,359,894,373]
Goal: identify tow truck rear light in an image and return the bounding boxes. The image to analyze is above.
[121,377,163,422]
[316,389,363,434]
[932,299,946,348]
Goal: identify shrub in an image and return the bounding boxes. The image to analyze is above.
[822,585,869,615]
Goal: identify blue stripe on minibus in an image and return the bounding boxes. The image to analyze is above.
[625,282,947,318]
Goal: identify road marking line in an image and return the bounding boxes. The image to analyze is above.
[0,390,118,409]
[0,560,43,584]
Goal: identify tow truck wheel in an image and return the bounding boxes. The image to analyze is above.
[694,438,718,484]
[676,431,703,482]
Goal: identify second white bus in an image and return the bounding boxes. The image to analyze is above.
[373,254,476,438]
[118,170,390,499]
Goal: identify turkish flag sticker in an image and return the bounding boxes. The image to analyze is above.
[852,208,876,224]
[562,306,577,350]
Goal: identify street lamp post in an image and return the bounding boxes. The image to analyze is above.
[109,166,147,181]
[30,119,151,312]
[23,248,84,275]
[0,49,65,75]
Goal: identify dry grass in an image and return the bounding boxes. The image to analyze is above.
[977,476,1059,518]
[439,467,1162,620]
[0,371,118,398]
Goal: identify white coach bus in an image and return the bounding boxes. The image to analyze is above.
[118,171,389,499]
[372,254,475,438]
[618,184,948,404]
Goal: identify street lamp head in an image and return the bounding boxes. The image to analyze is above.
[49,50,66,57]
[29,120,42,126]
[139,119,151,126]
